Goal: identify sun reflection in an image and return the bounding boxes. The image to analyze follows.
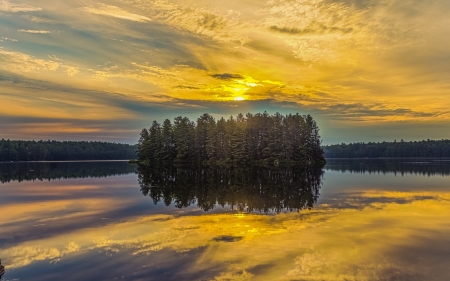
[234,213,246,218]
[2,190,450,279]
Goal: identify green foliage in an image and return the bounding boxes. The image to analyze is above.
[137,112,325,165]
[0,139,136,161]
[323,139,450,158]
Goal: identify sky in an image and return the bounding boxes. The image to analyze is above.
[0,0,449,145]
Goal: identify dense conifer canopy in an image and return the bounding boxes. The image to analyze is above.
[137,112,325,165]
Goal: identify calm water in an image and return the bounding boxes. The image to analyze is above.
[1,159,450,281]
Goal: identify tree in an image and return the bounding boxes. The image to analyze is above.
[161,119,176,161]
[173,116,195,162]
[137,112,326,165]
[148,121,162,161]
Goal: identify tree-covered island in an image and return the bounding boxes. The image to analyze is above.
[137,112,325,166]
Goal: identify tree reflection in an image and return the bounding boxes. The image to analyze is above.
[0,161,136,183]
[138,164,324,213]
[325,159,450,176]
[0,258,4,278]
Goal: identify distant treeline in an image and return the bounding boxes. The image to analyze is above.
[323,139,450,158]
[0,139,137,161]
[0,161,136,183]
[137,112,325,165]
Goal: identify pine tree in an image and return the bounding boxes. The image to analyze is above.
[148,121,162,161]
[137,128,150,162]
[161,119,175,161]
[196,113,215,160]
[173,116,195,162]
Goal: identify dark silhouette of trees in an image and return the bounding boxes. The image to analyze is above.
[325,158,450,177]
[323,140,450,158]
[137,164,324,213]
[0,139,136,162]
[137,112,325,165]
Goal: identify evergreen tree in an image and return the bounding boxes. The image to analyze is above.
[173,116,195,162]
[137,128,150,162]
[148,121,162,161]
[136,112,326,165]
[196,113,215,160]
[161,119,175,161]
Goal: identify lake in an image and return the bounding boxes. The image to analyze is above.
[1,159,450,281]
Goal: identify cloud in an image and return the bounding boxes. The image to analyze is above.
[270,25,354,35]
[211,73,244,80]
[82,4,151,22]
[63,66,79,77]
[18,29,51,34]
[118,0,250,43]
[173,85,200,90]
[21,15,57,23]
[320,103,442,121]
[0,48,60,72]
[0,0,41,12]
[0,37,18,42]
[323,0,376,9]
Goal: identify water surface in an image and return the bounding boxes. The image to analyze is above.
[1,159,450,281]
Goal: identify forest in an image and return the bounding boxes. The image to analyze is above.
[137,112,325,165]
[323,139,450,158]
[0,139,137,161]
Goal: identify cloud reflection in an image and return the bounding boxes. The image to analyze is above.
[2,190,450,280]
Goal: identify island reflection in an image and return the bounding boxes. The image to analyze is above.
[1,161,450,280]
[137,164,324,213]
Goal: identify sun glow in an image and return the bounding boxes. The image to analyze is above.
[234,96,245,101]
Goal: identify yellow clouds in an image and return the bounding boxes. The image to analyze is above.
[94,62,273,101]
[18,29,51,34]
[0,48,60,73]
[0,0,41,12]
[81,4,151,22]
[0,84,129,121]
[20,15,57,23]
[258,0,363,63]
[0,48,80,79]
[2,190,450,279]
[1,0,450,141]
[120,0,250,43]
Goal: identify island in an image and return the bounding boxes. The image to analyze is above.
[136,112,326,166]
